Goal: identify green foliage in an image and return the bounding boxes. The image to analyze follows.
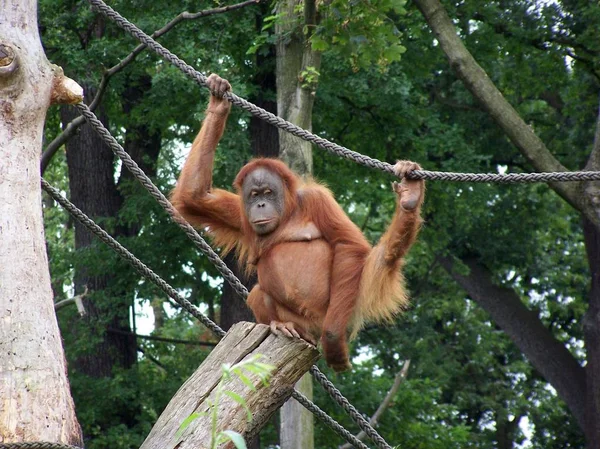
[175,355,274,448]
[40,0,598,448]
[313,0,407,70]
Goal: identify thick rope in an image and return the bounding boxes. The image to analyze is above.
[42,177,377,449]
[42,178,227,338]
[310,366,391,449]
[0,444,81,449]
[292,390,370,449]
[86,0,600,184]
[75,103,394,449]
[75,103,249,299]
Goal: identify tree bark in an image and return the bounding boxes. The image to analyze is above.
[140,322,319,449]
[0,0,82,443]
[220,254,256,332]
[583,219,600,448]
[439,256,586,431]
[276,0,321,174]
[275,1,322,447]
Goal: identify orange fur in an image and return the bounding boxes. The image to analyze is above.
[171,86,424,371]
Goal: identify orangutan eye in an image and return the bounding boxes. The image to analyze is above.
[264,189,272,195]
[250,191,258,197]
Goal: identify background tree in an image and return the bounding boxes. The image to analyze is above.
[38,0,600,448]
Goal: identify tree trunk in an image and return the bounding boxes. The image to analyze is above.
[414,1,600,446]
[61,92,137,377]
[583,219,600,448]
[276,0,321,173]
[0,0,82,443]
[439,256,586,430]
[220,253,256,332]
[140,322,319,449]
[219,23,281,446]
[275,1,321,447]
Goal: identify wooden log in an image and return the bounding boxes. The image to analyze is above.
[140,321,320,449]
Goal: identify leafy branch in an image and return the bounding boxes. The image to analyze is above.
[41,0,262,174]
[175,354,275,449]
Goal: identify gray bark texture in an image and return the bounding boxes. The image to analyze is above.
[275,1,322,447]
[140,322,319,449]
[276,0,321,175]
[0,0,82,443]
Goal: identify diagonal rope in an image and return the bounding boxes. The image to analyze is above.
[42,177,373,449]
[292,390,370,449]
[310,366,391,449]
[42,178,226,338]
[43,180,370,449]
[75,102,393,449]
[75,103,248,299]
[85,0,600,184]
[41,177,375,449]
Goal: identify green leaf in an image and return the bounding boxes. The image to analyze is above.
[174,412,204,440]
[232,369,257,391]
[311,34,329,52]
[223,390,253,422]
[219,430,247,449]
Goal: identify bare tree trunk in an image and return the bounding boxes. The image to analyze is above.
[583,219,600,449]
[275,1,321,447]
[276,0,321,173]
[0,0,82,443]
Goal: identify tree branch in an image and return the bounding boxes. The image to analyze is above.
[107,328,217,347]
[438,255,586,429]
[413,0,593,222]
[137,346,168,371]
[339,361,410,449]
[586,95,600,172]
[54,286,88,315]
[40,0,262,174]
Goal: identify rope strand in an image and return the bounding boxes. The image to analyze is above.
[75,102,395,449]
[86,0,600,183]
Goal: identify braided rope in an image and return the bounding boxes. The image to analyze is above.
[0,444,81,449]
[75,103,249,299]
[43,178,375,448]
[42,179,226,338]
[291,390,371,449]
[87,0,600,184]
[76,102,393,449]
[310,366,391,449]
[409,169,600,183]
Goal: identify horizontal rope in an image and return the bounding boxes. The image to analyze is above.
[0,444,81,449]
[87,0,600,184]
[409,169,600,183]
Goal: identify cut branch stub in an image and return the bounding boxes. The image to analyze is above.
[0,44,18,75]
[140,321,320,449]
[50,65,83,105]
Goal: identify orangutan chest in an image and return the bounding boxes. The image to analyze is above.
[256,239,332,306]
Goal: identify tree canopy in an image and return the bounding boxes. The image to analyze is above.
[38,0,600,448]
